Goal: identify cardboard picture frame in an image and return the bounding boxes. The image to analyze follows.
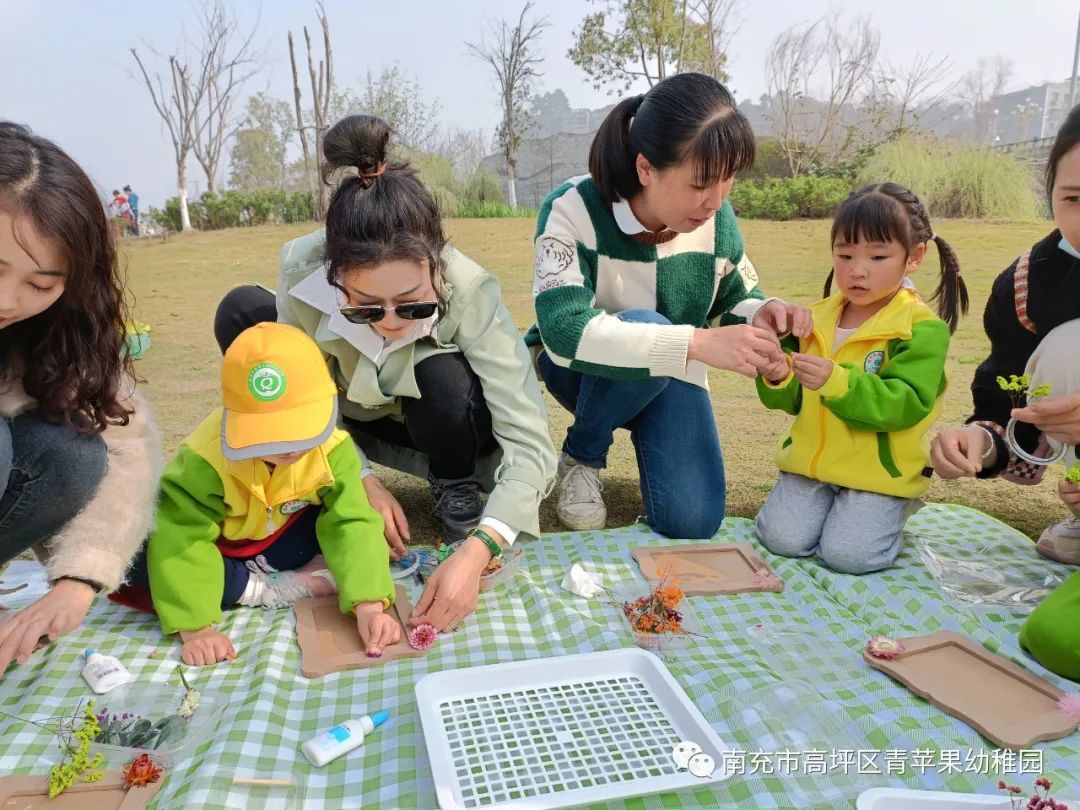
[632,542,784,595]
[0,772,163,809]
[863,630,1079,749]
[293,585,427,678]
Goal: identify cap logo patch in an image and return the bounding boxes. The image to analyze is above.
[248,363,286,401]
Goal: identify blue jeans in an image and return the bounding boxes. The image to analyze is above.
[0,413,108,564]
[125,505,322,606]
[537,309,726,539]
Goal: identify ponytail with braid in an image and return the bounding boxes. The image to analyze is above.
[827,182,969,332]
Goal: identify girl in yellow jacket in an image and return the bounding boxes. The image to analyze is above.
[755,183,968,574]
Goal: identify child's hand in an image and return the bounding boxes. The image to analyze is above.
[362,474,410,560]
[760,353,792,384]
[178,627,236,667]
[791,353,834,390]
[752,300,813,338]
[930,425,990,478]
[1060,478,1080,518]
[354,601,401,657]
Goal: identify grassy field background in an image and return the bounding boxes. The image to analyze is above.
[123,216,1065,542]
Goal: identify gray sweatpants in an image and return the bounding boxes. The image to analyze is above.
[755,472,919,574]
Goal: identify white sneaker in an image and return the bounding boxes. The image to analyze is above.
[556,457,607,531]
[1035,516,1080,566]
[237,556,338,610]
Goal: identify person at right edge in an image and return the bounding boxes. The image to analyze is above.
[932,105,1080,682]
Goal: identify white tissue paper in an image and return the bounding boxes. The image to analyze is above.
[561,564,604,599]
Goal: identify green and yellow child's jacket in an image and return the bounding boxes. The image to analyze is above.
[147,408,392,634]
[757,288,950,499]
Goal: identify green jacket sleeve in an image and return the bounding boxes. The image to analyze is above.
[455,273,558,541]
[820,319,950,432]
[316,440,395,616]
[146,447,228,636]
[756,371,803,414]
[755,334,802,414]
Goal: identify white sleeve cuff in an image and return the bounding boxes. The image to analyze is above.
[478,516,520,546]
[730,296,778,323]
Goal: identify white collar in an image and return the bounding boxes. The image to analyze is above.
[1059,236,1080,260]
[612,198,675,237]
[288,266,437,364]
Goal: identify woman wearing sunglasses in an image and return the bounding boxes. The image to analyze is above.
[214,114,556,632]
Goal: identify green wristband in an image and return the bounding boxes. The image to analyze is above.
[469,528,503,558]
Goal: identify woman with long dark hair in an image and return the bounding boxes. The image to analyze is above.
[0,122,162,676]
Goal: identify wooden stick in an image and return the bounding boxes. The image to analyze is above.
[232,777,295,787]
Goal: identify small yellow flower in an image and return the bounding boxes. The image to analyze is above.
[1029,383,1053,399]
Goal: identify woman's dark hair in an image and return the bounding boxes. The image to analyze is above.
[1046,104,1080,200]
[322,115,448,309]
[588,72,756,205]
[824,182,968,333]
[0,121,133,433]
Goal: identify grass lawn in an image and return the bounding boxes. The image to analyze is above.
[123,216,1065,542]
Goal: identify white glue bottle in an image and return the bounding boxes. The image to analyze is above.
[301,710,389,766]
[81,648,132,694]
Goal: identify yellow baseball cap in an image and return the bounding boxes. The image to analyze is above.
[221,322,337,461]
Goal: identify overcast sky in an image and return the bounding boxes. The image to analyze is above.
[2,0,1077,207]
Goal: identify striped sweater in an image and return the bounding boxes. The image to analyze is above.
[524,175,767,388]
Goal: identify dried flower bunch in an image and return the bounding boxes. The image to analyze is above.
[620,572,690,637]
[998,776,1068,810]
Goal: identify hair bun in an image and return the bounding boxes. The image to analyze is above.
[322,115,392,186]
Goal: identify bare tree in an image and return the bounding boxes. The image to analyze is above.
[131,38,216,230]
[467,3,549,208]
[190,2,260,194]
[876,53,956,134]
[288,3,333,220]
[765,14,880,176]
[685,0,738,81]
[959,56,1013,143]
[436,127,490,178]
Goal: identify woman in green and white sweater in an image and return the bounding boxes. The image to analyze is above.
[527,73,809,537]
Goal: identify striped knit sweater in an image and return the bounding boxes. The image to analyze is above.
[524,175,767,388]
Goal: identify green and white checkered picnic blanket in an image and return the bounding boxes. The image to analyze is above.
[1,503,1077,809]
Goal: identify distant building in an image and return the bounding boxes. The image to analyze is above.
[988,80,1074,144]
[481,92,616,207]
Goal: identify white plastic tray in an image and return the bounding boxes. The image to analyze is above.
[415,648,731,809]
[857,788,1018,808]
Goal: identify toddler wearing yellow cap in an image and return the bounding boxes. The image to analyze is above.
[120,323,397,666]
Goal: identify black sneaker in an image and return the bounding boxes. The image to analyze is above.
[428,475,483,545]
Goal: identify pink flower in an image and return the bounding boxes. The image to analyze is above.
[408,623,438,652]
[752,569,784,592]
[1058,693,1080,720]
[866,635,905,660]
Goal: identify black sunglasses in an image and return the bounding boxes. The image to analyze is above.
[339,300,439,325]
